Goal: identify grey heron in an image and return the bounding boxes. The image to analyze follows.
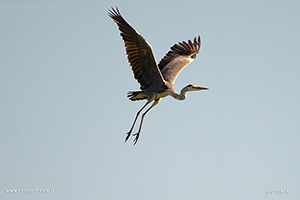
[108,7,208,145]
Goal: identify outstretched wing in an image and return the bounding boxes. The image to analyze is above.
[108,7,165,90]
[158,36,201,85]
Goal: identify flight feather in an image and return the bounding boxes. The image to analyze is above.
[158,36,201,84]
[108,7,165,90]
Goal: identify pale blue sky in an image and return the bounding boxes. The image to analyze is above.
[1,0,299,199]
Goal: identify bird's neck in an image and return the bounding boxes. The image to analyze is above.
[171,87,189,101]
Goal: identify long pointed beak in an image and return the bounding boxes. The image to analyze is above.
[196,86,209,90]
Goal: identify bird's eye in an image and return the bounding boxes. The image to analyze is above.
[191,54,196,59]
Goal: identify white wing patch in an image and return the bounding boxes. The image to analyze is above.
[161,56,194,84]
[157,36,201,85]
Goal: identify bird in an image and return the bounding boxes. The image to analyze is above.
[108,7,208,145]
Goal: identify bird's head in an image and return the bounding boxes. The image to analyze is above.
[185,84,209,92]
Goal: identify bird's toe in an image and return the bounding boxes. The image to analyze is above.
[125,131,131,143]
[133,133,140,145]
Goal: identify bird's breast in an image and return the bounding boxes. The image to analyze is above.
[155,90,171,99]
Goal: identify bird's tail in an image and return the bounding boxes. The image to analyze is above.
[127,91,147,101]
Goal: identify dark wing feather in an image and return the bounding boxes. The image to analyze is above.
[108,7,165,90]
[158,36,201,84]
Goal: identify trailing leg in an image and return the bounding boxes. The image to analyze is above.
[133,99,161,145]
[125,100,151,142]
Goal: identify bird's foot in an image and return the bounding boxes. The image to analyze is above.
[125,131,132,143]
[133,133,140,145]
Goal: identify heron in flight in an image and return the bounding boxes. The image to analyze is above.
[108,7,208,145]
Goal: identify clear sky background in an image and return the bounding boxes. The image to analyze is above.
[1,0,299,199]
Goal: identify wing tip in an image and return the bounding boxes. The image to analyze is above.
[171,35,201,55]
[108,6,121,18]
[158,35,202,70]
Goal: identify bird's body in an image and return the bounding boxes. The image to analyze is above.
[108,7,208,144]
